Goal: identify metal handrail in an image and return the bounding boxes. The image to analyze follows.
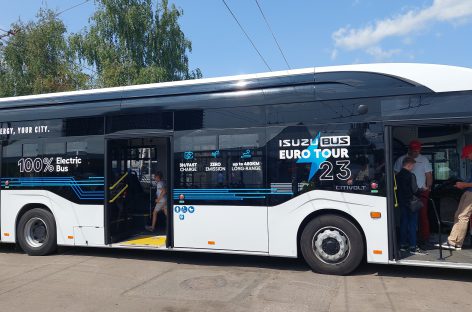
[109,172,128,190]
[428,198,444,260]
[109,184,128,203]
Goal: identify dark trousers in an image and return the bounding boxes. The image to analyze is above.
[400,204,419,248]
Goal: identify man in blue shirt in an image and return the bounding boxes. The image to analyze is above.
[441,145,472,250]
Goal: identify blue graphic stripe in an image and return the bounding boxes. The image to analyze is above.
[4,178,104,195]
[1,177,104,200]
[173,188,293,200]
[175,188,278,191]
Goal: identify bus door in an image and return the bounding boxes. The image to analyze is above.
[105,136,171,245]
[389,122,472,265]
[384,125,397,261]
[106,139,129,243]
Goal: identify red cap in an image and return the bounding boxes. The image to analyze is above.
[409,140,422,151]
[461,145,472,159]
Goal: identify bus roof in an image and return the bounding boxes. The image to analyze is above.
[0,63,471,107]
[316,63,472,93]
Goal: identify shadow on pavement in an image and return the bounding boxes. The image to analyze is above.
[1,243,310,272]
[354,262,472,282]
[2,243,471,281]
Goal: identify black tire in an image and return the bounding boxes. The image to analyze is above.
[17,208,57,256]
[300,214,364,275]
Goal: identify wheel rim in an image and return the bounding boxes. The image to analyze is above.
[24,217,48,248]
[312,226,350,264]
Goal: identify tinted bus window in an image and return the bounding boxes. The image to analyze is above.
[202,106,266,129]
[174,110,204,131]
[174,128,266,206]
[106,113,172,133]
[1,136,104,204]
[65,117,104,136]
[267,98,381,125]
[1,117,104,140]
[2,141,22,178]
[174,106,265,131]
[23,144,39,157]
[44,142,66,155]
[267,122,385,206]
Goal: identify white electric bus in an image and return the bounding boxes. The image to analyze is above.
[1,63,472,275]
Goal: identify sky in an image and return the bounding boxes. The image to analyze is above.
[1,0,472,78]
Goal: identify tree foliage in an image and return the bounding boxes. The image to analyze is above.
[0,9,89,97]
[70,0,201,87]
[0,0,201,97]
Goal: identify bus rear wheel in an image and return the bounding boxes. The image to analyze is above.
[300,214,364,275]
[17,208,57,256]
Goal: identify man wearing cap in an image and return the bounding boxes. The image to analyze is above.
[440,145,472,250]
[394,140,433,246]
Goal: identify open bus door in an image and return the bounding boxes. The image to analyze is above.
[105,134,172,248]
[384,125,398,261]
[388,122,472,268]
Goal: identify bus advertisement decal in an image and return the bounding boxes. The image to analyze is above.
[278,133,352,182]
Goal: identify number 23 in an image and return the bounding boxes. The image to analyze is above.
[319,160,351,181]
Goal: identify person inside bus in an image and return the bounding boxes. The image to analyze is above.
[394,140,433,248]
[126,170,143,213]
[397,156,426,255]
[145,172,167,232]
[354,156,371,182]
[438,145,472,250]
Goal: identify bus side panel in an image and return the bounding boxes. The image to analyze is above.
[0,190,104,246]
[268,190,389,264]
[173,205,268,252]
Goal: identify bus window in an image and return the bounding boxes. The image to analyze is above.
[44,142,66,155]
[22,143,39,157]
[174,128,266,206]
[267,123,385,206]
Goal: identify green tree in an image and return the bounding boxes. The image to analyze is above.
[70,0,201,87]
[0,9,89,97]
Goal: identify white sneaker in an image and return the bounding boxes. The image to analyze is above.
[437,242,458,250]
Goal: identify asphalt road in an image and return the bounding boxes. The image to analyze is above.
[0,243,471,312]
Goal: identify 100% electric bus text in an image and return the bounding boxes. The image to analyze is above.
[18,158,55,173]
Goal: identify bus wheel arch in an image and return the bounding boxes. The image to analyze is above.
[297,210,366,275]
[16,204,58,256]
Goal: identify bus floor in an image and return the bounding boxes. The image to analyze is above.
[399,233,472,264]
[400,246,472,264]
[115,228,167,248]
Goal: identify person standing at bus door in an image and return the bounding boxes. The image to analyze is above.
[396,157,426,254]
[394,140,433,247]
[146,172,168,232]
[438,145,472,250]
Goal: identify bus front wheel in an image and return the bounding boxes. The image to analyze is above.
[300,214,364,275]
[17,208,57,256]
